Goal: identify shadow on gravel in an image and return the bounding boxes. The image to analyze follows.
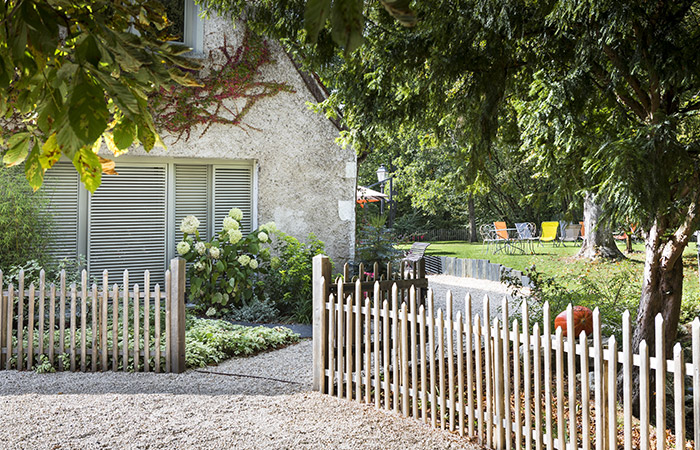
[0,341,313,397]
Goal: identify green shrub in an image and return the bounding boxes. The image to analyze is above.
[355,214,401,275]
[507,265,640,342]
[0,167,53,270]
[177,209,275,317]
[227,297,280,323]
[261,232,327,324]
[3,255,87,288]
[185,317,299,368]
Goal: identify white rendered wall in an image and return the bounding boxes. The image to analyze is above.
[109,15,357,264]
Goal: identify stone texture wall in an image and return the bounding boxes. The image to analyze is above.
[108,15,356,264]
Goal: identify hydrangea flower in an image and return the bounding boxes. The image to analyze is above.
[194,261,205,272]
[205,307,217,317]
[180,215,200,235]
[222,216,240,231]
[209,246,221,259]
[237,254,251,266]
[195,241,206,255]
[176,241,191,255]
[229,229,243,244]
[260,221,276,233]
[257,232,268,243]
[228,208,243,221]
[248,258,258,269]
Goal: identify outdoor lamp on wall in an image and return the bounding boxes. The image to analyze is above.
[376,164,389,183]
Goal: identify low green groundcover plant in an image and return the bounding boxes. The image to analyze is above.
[185,317,299,368]
[4,311,299,373]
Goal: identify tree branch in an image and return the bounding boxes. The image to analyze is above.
[633,23,661,120]
[601,43,651,117]
[679,98,700,114]
[666,171,700,265]
[590,63,647,120]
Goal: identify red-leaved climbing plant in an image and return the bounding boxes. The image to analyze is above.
[151,32,295,142]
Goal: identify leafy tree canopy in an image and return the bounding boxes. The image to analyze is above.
[201,0,700,355]
[1,0,200,191]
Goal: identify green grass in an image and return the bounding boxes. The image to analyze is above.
[399,240,700,324]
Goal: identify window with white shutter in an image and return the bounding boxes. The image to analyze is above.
[42,162,80,261]
[40,160,255,286]
[213,166,253,234]
[88,165,167,286]
[175,164,209,242]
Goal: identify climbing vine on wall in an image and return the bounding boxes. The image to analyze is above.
[151,32,295,142]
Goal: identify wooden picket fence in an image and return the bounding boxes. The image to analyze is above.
[312,254,699,449]
[337,259,429,307]
[0,258,187,373]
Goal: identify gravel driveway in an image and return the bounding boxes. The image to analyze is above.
[0,339,480,449]
[428,274,518,322]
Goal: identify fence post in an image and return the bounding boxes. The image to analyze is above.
[313,254,332,391]
[416,258,426,302]
[169,257,186,373]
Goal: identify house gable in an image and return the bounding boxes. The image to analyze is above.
[44,11,356,279]
[121,14,357,265]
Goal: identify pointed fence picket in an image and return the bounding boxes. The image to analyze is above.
[0,258,186,373]
[312,254,700,450]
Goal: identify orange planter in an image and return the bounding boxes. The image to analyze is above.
[554,306,594,337]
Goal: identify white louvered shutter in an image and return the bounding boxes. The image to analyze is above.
[175,164,209,243]
[213,166,253,234]
[41,163,80,261]
[88,165,167,286]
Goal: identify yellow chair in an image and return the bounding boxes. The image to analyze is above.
[539,221,559,246]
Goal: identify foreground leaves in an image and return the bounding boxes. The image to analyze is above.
[0,0,200,191]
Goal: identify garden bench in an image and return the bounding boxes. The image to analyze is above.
[403,242,431,263]
[403,242,431,276]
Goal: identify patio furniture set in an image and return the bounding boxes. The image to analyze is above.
[479,221,584,254]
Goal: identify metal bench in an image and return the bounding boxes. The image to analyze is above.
[403,242,431,262]
[403,242,431,276]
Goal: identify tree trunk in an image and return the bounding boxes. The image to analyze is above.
[624,196,700,418]
[576,192,625,259]
[633,240,684,358]
[468,194,477,242]
[625,222,686,417]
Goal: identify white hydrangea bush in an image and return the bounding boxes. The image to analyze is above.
[176,211,274,317]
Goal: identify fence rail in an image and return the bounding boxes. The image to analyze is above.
[0,258,186,373]
[403,228,471,242]
[329,259,428,310]
[312,255,698,449]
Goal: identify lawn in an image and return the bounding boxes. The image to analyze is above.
[399,240,700,324]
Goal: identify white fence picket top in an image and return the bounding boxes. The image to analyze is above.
[312,254,699,450]
[0,258,186,373]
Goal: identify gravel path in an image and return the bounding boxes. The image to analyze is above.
[0,340,481,449]
[429,274,519,321]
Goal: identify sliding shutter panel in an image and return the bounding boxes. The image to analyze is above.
[175,165,209,242]
[88,166,167,286]
[42,163,80,261]
[213,166,253,234]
